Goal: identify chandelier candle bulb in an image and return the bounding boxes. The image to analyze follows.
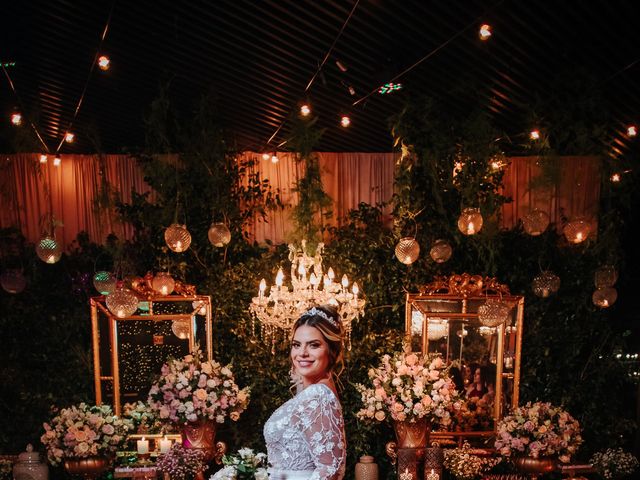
[427,469,439,480]
[341,274,349,288]
[137,438,149,455]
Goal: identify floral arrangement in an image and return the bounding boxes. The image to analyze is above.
[148,349,250,425]
[156,443,205,480]
[494,401,582,463]
[210,448,268,480]
[444,442,501,480]
[40,403,132,466]
[355,351,460,425]
[449,396,493,432]
[590,448,639,479]
[122,401,162,434]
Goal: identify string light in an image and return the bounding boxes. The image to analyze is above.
[627,125,637,137]
[300,104,311,116]
[10,112,22,126]
[64,132,75,143]
[479,24,492,40]
[611,173,621,182]
[97,55,110,71]
[271,154,279,164]
[261,153,270,161]
[39,154,48,164]
[529,129,540,140]
[340,115,351,128]
[53,157,61,167]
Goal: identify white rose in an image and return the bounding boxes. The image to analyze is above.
[255,468,268,480]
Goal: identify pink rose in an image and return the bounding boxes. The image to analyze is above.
[405,354,418,366]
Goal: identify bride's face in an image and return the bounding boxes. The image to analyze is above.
[291,324,330,386]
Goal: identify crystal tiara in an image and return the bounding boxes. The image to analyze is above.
[301,307,338,327]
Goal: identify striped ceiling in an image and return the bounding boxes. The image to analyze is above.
[1,0,638,154]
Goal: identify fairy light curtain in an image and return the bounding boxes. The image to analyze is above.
[0,153,600,246]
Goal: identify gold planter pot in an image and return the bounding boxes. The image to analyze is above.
[393,418,431,449]
[63,457,110,480]
[512,456,557,479]
[181,418,227,464]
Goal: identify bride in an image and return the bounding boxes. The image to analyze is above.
[263,305,347,480]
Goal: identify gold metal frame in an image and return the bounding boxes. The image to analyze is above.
[404,273,524,439]
[90,292,213,416]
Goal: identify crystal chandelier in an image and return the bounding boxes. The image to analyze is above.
[250,241,365,352]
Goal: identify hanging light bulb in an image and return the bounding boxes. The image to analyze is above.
[610,173,621,183]
[0,269,27,294]
[39,154,48,164]
[627,125,637,137]
[164,224,192,252]
[457,208,483,235]
[10,112,22,126]
[262,153,270,161]
[429,239,452,263]
[64,132,75,143]
[36,236,62,264]
[340,115,351,128]
[105,286,139,318]
[532,271,561,298]
[564,218,591,244]
[592,287,617,308]
[152,272,176,295]
[271,154,279,164]
[522,209,550,236]
[395,237,420,264]
[53,157,61,166]
[97,55,110,70]
[208,222,231,247]
[300,104,311,116]
[479,24,492,40]
[530,130,541,140]
[93,271,117,295]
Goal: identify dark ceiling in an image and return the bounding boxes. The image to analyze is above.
[1,0,639,154]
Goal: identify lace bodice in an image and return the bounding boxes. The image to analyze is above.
[264,383,346,480]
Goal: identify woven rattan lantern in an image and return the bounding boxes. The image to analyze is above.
[36,236,62,264]
[395,237,420,264]
[164,223,192,252]
[93,271,117,295]
[152,272,175,295]
[592,287,617,308]
[457,208,483,235]
[478,299,512,327]
[0,270,27,294]
[532,271,560,298]
[522,209,550,236]
[171,319,190,339]
[208,222,231,247]
[594,265,618,289]
[106,286,139,318]
[564,218,591,244]
[429,239,452,263]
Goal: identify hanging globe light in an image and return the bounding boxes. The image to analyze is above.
[478,299,512,327]
[522,209,550,236]
[36,236,62,264]
[457,208,483,235]
[429,239,452,263]
[594,265,618,289]
[395,237,420,264]
[152,272,175,295]
[0,269,27,294]
[105,286,139,318]
[164,224,192,252]
[592,287,617,308]
[171,319,190,339]
[208,222,231,247]
[564,218,591,244]
[427,320,448,340]
[93,271,117,295]
[532,271,561,298]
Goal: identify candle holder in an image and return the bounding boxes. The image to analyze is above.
[136,453,151,465]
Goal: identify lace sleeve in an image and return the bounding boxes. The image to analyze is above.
[292,385,346,480]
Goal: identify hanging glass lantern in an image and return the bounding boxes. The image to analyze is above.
[564,218,591,244]
[522,209,550,236]
[208,222,231,247]
[171,319,190,339]
[105,287,139,318]
[532,271,561,298]
[594,265,618,289]
[592,287,617,308]
[93,271,117,295]
[427,320,448,340]
[152,272,175,295]
[430,239,452,263]
[395,237,420,264]
[0,269,27,294]
[457,208,483,235]
[478,299,512,327]
[36,236,62,264]
[164,224,192,252]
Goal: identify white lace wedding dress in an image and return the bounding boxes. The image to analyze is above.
[264,383,346,480]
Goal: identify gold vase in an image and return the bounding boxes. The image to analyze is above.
[512,457,557,479]
[393,418,431,449]
[63,457,110,480]
[181,418,227,464]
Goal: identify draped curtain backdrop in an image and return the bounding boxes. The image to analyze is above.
[0,153,600,248]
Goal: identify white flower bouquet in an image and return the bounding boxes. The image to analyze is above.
[40,403,132,465]
[590,447,639,479]
[148,349,250,425]
[210,448,268,480]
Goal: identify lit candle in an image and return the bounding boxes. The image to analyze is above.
[426,469,439,480]
[137,437,149,454]
[159,436,172,454]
